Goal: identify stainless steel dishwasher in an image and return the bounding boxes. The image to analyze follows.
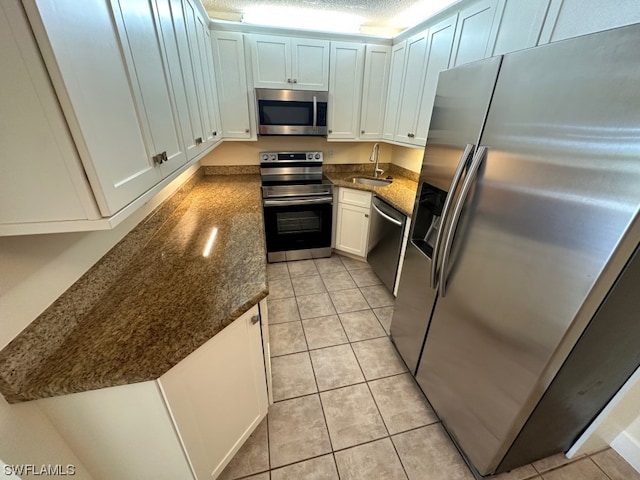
[367,196,407,292]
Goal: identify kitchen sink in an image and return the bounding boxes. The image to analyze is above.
[351,177,392,186]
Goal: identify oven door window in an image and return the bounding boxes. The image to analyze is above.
[258,100,327,127]
[264,202,332,252]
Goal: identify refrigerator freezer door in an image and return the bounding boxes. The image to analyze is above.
[418,55,502,192]
[416,25,640,475]
[390,242,438,374]
[391,56,502,374]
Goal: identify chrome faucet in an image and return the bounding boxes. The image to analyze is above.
[369,143,384,178]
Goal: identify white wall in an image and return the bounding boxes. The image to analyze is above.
[391,144,423,173]
[200,137,424,172]
[613,416,640,472]
[0,165,199,479]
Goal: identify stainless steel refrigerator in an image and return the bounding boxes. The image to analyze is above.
[390,24,640,476]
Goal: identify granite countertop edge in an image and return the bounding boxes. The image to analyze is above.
[0,173,268,404]
[325,171,418,217]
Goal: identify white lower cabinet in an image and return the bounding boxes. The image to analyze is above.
[36,302,269,480]
[335,188,372,258]
[160,304,269,479]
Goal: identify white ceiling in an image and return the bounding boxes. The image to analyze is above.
[202,0,458,37]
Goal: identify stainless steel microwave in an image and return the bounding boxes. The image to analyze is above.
[255,88,328,136]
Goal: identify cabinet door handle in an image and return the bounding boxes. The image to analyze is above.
[251,315,260,324]
[407,133,414,138]
[361,130,365,134]
[287,78,292,83]
[212,131,217,136]
[152,151,168,165]
[328,129,332,134]
[364,213,369,218]
[195,137,203,145]
[245,128,250,133]
[292,79,297,84]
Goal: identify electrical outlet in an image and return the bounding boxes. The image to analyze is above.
[327,149,335,158]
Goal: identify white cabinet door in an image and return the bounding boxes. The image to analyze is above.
[0,0,100,227]
[249,34,291,89]
[156,0,201,161]
[292,38,330,91]
[540,0,640,44]
[111,0,187,179]
[181,0,222,151]
[248,34,330,90]
[211,31,252,139]
[336,203,371,257]
[489,0,550,55]
[451,0,500,67]
[202,27,223,145]
[26,0,161,216]
[359,44,391,140]
[414,14,458,146]
[195,15,222,146]
[160,305,268,480]
[382,41,407,141]
[335,188,372,258]
[327,42,365,140]
[394,30,429,144]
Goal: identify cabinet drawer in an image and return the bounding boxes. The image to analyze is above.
[339,188,372,208]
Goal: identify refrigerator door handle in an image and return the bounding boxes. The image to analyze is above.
[439,146,488,298]
[430,143,476,289]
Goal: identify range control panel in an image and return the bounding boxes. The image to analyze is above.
[259,151,323,163]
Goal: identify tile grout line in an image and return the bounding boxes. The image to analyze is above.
[293,261,337,461]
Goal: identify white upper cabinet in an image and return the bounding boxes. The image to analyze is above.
[158,0,202,160]
[111,0,187,179]
[450,0,500,67]
[0,0,101,230]
[171,0,222,158]
[25,0,162,217]
[540,0,640,44]
[248,34,330,90]
[382,41,408,141]
[210,31,253,139]
[414,14,458,146]
[489,0,550,55]
[394,30,429,144]
[359,44,391,140]
[327,42,365,140]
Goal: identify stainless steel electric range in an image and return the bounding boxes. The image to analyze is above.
[260,151,333,263]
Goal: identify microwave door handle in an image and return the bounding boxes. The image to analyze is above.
[312,95,317,129]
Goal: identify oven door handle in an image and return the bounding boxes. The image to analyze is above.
[264,197,332,207]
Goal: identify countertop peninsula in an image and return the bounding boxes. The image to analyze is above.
[0,173,268,403]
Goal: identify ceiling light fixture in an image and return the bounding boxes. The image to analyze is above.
[242,6,364,34]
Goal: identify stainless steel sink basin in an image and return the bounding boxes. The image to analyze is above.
[351,177,392,186]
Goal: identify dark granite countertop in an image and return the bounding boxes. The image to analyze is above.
[0,173,268,403]
[325,169,418,217]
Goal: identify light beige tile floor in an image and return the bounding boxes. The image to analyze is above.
[221,254,639,480]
